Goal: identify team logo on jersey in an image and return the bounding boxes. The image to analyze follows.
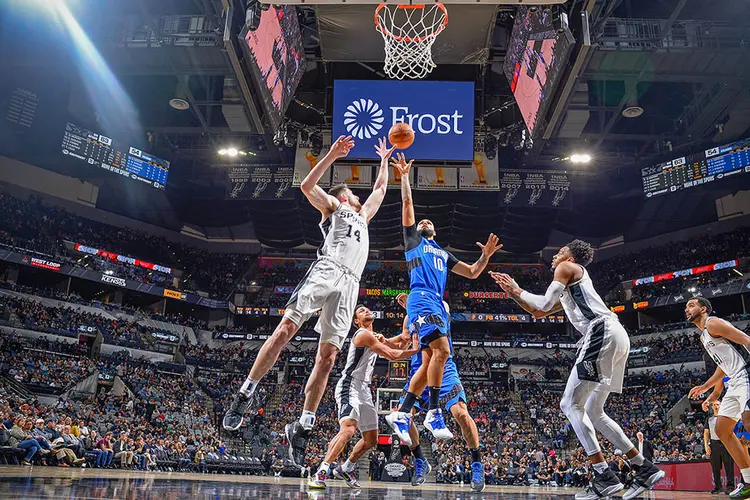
[344,98,385,140]
[583,361,596,378]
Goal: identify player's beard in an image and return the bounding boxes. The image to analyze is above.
[419,228,435,238]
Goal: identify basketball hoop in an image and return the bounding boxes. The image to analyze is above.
[374,4,448,80]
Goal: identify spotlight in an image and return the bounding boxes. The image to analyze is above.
[218,149,228,155]
[311,132,323,156]
[273,131,283,146]
[484,135,497,160]
[226,148,239,157]
[570,154,592,164]
[514,129,526,151]
[688,286,696,293]
[284,128,296,148]
[300,128,309,143]
[499,133,509,148]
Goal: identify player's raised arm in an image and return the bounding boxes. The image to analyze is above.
[354,328,419,361]
[360,138,396,224]
[493,261,576,313]
[490,272,563,317]
[300,135,354,216]
[449,234,502,279]
[392,153,415,227]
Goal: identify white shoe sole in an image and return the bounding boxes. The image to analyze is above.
[575,482,624,500]
[308,481,326,489]
[623,469,665,500]
[385,414,413,447]
[424,423,453,441]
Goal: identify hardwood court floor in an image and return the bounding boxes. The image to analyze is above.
[0,466,721,499]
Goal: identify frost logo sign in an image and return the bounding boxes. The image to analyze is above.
[333,80,474,161]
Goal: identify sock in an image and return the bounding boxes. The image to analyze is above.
[630,453,645,466]
[342,459,356,473]
[470,447,481,464]
[318,461,330,474]
[399,392,418,413]
[299,410,316,430]
[592,461,608,474]
[411,444,425,461]
[239,376,259,397]
[429,387,440,409]
[741,467,750,483]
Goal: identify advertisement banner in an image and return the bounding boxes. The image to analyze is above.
[361,288,411,297]
[510,364,545,380]
[417,167,458,190]
[73,243,172,274]
[654,461,737,492]
[225,165,294,200]
[234,306,270,316]
[498,170,572,209]
[25,256,62,271]
[164,289,186,301]
[275,286,296,294]
[458,152,500,190]
[152,331,180,343]
[293,136,332,188]
[333,80,474,161]
[332,164,373,188]
[632,259,738,287]
[463,291,510,299]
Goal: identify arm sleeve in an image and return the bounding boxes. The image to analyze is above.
[403,224,421,251]
[446,251,460,270]
[519,281,566,312]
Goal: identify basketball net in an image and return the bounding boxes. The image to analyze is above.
[374,4,448,80]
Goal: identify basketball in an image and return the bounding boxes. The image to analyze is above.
[388,122,415,149]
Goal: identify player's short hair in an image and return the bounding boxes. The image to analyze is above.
[328,183,349,199]
[691,297,713,315]
[566,239,594,266]
[353,303,367,323]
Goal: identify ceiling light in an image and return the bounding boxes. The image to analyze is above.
[688,286,696,293]
[226,148,239,157]
[239,151,247,156]
[570,154,591,164]
[218,149,228,155]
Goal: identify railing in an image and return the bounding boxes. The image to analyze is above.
[598,18,750,51]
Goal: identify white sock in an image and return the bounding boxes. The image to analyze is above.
[318,462,330,474]
[592,461,608,474]
[741,467,750,483]
[239,376,259,397]
[630,453,645,466]
[299,410,316,430]
[342,459,356,473]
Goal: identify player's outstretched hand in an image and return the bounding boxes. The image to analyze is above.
[477,233,502,258]
[390,153,414,177]
[489,272,520,293]
[330,135,355,158]
[396,292,408,310]
[375,137,397,160]
[688,384,709,400]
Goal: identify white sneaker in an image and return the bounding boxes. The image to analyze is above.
[308,469,327,489]
[424,409,453,440]
[385,411,413,447]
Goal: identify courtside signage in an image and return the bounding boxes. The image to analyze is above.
[333,80,474,161]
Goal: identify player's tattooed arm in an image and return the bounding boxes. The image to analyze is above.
[451,233,502,279]
[301,135,354,215]
[361,138,396,224]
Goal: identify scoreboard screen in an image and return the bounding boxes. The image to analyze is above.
[642,136,750,198]
[389,360,409,382]
[61,122,170,190]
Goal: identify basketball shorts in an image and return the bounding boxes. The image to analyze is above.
[399,360,466,413]
[284,257,360,350]
[335,379,378,432]
[719,372,750,421]
[573,318,629,394]
[407,290,449,348]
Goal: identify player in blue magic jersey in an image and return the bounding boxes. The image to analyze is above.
[384,153,500,492]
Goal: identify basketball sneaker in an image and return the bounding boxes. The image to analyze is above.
[385,411,413,447]
[285,421,311,469]
[424,409,453,440]
[730,483,750,499]
[411,458,431,486]
[470,462,486,492]
[308,468,327,489]
[575,468,624,500]
[334,465,361,488]
[222,393,255,431]
[622,460,665,499]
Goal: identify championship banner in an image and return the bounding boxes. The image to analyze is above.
[226,165,294,200]
[332,164,373,188]
[293,136,332,188]
[499,170,572,208]
[416,166,458,190]
[458,152,500,190]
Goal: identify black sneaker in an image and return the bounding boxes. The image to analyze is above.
[575,468,624,500]
[222,393,254,431]
[285,421,310,469]
[623,460,665,499]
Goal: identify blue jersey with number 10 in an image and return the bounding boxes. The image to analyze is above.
[403,225,457,297]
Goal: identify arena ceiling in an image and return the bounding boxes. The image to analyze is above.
[2,0,750,253]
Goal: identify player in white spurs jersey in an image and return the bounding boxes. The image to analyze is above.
[686,297,750,499]
[223,136,396,468]
[492,240,664,500]
[309,304,419,489]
